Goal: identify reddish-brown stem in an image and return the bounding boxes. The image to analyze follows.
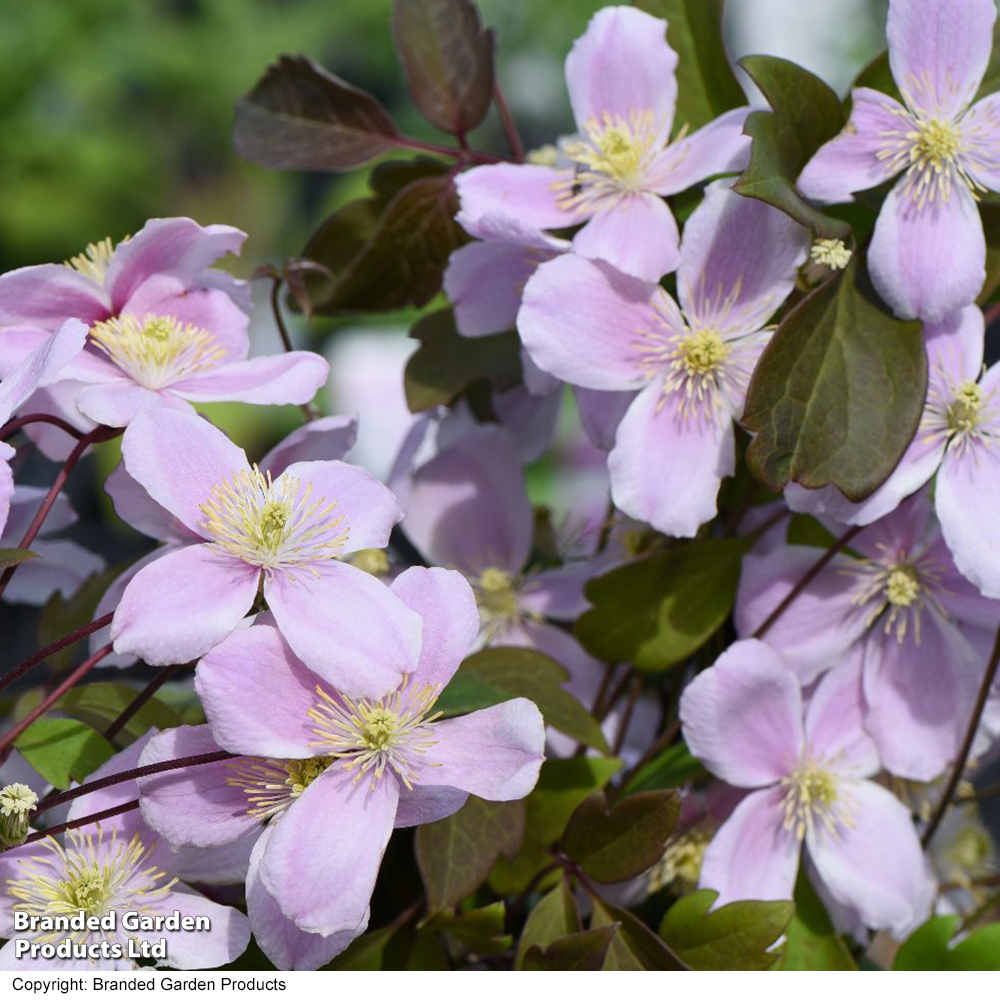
[0,425,120,601]
[611,675,643,755]
[0,801,142,854]
[493,81,524,162]
[752,525,862,640]
[922,617,1000,848]
[33,749,238,817]
[398,134,505,164]
[0,612,114,694]
[983,301,1000,329]
[103,664,183,742]
[614,718,681,798]
[269,277,317,423]
[0,413,84,442]
[0,644,114,759]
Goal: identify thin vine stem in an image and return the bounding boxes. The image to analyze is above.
[103,664,183,742]
[0,413,85,442]
[0,801,142,855]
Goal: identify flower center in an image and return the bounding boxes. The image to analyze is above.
[658,328,732,419]
[647,827,713,895]
[0,782,37,848]
[780,761,844,840]
[200,466,348,575]
[8,830,175,934]
[309,677,442,790]
[88,313,226,390]
[227,757,333,820]
[885,565,921,607]
[555,110,661,209]
[809,238,852,270]
[947,380,984,435]
[64,237,116,284]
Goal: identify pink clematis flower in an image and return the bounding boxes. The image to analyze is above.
[0,317,88,534]
[787,305,1000,600]
[737,491,999,780]
[681,640,934,937]
[135,568,544,969]
[109,407,418,698]
[456,7,751,282]
[0,217,327,428]
[798,0,1000,321]
[0,734,251,971]
[518,181,808,536]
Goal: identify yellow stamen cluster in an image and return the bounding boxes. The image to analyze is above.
[809,239,852,271]
[309,677,442,790]
[0,783,37,848]
[780,760,845,840]
[89,313,225,390]
[64,237,116,283]
[647,827,713,895]
[658,328,731,418]
[200,466,347,575]
[9,830,176,940]
[947,380,985,435]
[227,757,333,820]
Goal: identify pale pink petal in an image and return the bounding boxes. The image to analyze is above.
[393,785,469,828]
[869,179,986,322]
[862,617,982,780]
[136,725,261,849]
[111,543,259,665]
[803,649,880,777]
[196,624,321,757]
[571,193,680,281]
[156,890,251,970]
[565,6,677,132]
[936,432,1000,598]
[493,381,563,462]
[456,164,585,234]
[170,352,329,406]
[0,444,13,537]
[265,560,422,700]
[1,539,104,606]
[573,386,635,451]
[261,415,358,478]
[519,560,601,621]
[0,264,110,328]
[680,639,804,787]
[402,424,532,575]
[120,407,249,536]
[698,786,800,906]
[798,89,910,201]
[519,254,667,391]
[887,0,995,120]
[16,382,95,461]
[444,240,553,337]
[3,485,76,537]
[247,827,364,970]
[677,181,808,336]
[608,382,734,538]
[276,459,402,554]
[390,567,479,689]
[76,381,171,426]
[417,699,545,799]
[735,543,870,683]
[0,319,89,424]
[106,217,246,311]
[961,93,1000,192]
[807,780,934,938]
[260,767,398,935]
[105,463,199,544]
[651,108,752,196]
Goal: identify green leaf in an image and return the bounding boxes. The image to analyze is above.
[592,897,687,971]
[52,683,181,743]
[636,0,745,130]
[775,870,857,970]
[0,548,38,568]
[522,926,617,971]
[734,55,850,237]
[979,197,1000,306]
[392,0,494,135]
[14,719,115,790]
[894,916,1000,971]
[425,901,511,954]
[436,646,609,753]
[233,55,401,171]
[326,925,397,970]
[577,537,750,672]
[525,757,623,846]
[416,796,524,910]
[744,257,926,500]
[515,880,581,970]
[404,309,522,412]
[620,740,702,796]
[660,889,793,970]
[37,566,122,672]
[562,790,680,884]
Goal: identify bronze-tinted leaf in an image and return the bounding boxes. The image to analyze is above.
[521,926,617,971]
[392,0,494,135]
[233,55,401,171]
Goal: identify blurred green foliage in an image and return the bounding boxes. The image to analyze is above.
[0,0,606,273]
